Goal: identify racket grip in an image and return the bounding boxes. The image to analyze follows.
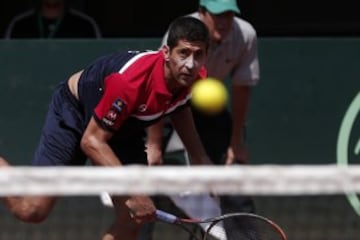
[156,210,177,223]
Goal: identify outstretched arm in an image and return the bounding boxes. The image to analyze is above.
[170,106,211,165]
[146,119,165,165]
[227,85,250,164]
[81,117,156,223]
[81,117,121,166]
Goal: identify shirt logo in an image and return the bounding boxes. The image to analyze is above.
[138,104,147,112]
[102,98,126,127]
[112,99,125,112]
[106,110,117,121]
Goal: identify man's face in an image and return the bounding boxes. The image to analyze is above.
[200,11,234,43]
[164,39,207,89]
[41,0,64,19]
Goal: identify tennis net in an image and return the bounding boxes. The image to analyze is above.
[0,164,359,240]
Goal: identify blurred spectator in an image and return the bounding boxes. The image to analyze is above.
[4,0,101,39]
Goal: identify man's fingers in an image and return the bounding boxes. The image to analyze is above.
[129,210,135,218]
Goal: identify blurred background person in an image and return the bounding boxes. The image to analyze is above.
[4,0,101,39]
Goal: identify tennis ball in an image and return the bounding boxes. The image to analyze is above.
[191,78,228,115]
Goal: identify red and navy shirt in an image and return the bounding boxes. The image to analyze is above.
[78,50,206,133]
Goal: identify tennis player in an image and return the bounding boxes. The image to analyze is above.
[144,0,260,238]
[149,0,259,172]
[0,16,211,240]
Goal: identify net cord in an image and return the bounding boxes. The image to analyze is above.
[0,164,359,196]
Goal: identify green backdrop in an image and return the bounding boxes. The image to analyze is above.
[0,38,359,165]
[0,38,359,240]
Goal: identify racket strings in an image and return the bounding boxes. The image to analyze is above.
[206,216,285,240]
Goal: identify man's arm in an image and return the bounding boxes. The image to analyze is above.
[226,20,259,165]
[146,120,165,165]
[143,30,169,166]
[227,85,251,164]
[170,106,211,165]
[80,117,122,166]
[81,117,156,222]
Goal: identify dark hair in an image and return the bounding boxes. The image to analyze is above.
[167,16,209,51]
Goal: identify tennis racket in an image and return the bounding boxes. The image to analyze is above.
[156,209,287,240]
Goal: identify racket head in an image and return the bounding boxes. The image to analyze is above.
[203,213,287,240]
[159,219,204,240]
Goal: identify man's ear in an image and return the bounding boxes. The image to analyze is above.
[162,45,170,62]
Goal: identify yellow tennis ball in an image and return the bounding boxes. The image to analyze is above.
[191,78,228,115]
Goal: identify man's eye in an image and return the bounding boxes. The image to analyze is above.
[179,49,188,56]
[194,51,204,59]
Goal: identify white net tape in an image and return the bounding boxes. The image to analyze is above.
[0,164,360,196]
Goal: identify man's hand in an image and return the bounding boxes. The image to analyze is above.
[146,143,163,165]
[125,195,156,224]
[0,156,10,167]
[226,144,249,165]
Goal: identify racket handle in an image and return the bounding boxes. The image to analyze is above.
[156,210,178,223]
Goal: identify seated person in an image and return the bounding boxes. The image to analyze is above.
[4,0,101,38]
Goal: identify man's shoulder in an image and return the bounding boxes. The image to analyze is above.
[68,9,94,21]
[66,8,98,27]
[4,9,37,38]
[233,17,257,35]
[120,51,162,75]
[8,9,36,24]
[128,51,161,64]
[187,12,200,19]
[228,17,257,43]
[66,8,101,37]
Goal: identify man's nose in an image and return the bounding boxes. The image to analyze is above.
[185,55,195,69]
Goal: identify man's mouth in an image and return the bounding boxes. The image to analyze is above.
[182,73,193,79]
[179,73,195,85]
